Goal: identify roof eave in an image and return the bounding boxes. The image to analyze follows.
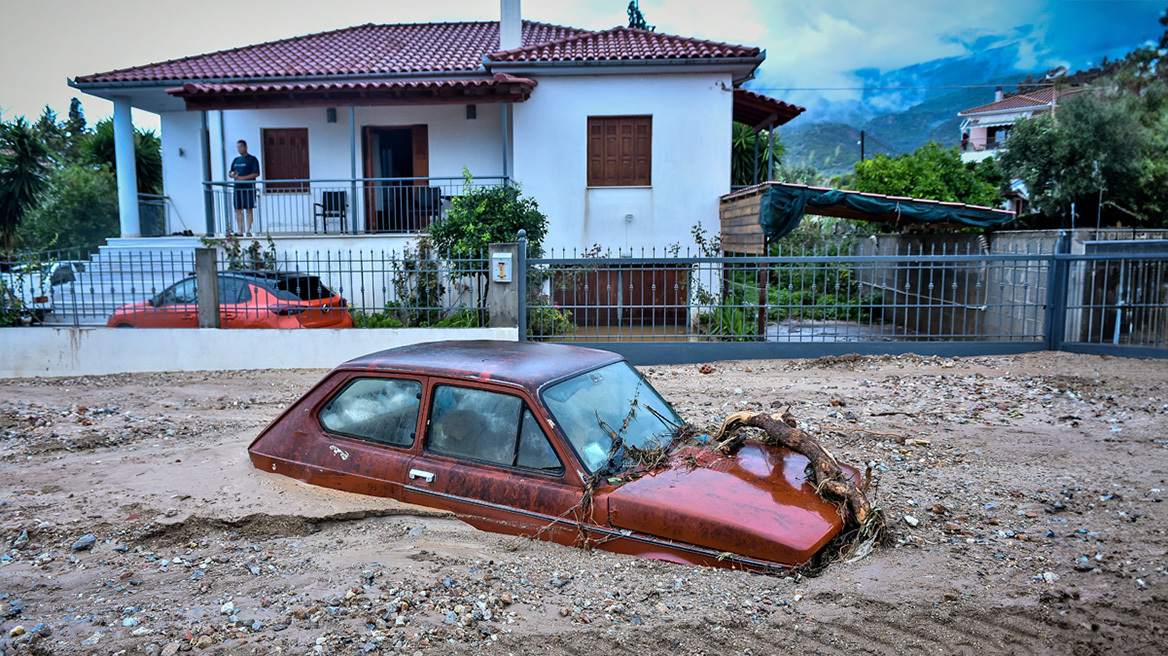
[484,55,764,82]
[71,68,497,90]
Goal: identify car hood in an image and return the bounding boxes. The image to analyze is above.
[605,442,855,566]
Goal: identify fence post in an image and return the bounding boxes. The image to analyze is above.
[195,247,220,329]
[518,230,528,342]
[1044,231,1071,351]
[486,242,520,335]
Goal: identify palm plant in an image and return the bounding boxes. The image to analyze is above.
[0,118,51,250]
[731,122,785,187]
[81,119,163,195]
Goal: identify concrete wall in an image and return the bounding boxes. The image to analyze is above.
[512,73,733,254]
[0,327,516,378]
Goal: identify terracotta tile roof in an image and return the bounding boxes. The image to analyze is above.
[959,87,1087,115]
[732,88,804,127]
[486,26,760,62]
[75,21,588,84]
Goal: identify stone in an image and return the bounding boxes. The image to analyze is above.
[220,601,235,615]
[72,534,97,551]
[161,643,181,656]
[904,515,919,527]
[195,635,214,649]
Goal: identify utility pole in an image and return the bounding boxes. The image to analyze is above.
[859,130,866,162]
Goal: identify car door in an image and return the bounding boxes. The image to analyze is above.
[139,278,198,327]
[312,374,425,499]
[403,381,586,542]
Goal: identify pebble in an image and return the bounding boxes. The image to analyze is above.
[904,515,919,527]
[71,534,97,551]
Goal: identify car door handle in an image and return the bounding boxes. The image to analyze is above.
[409,469,435,483]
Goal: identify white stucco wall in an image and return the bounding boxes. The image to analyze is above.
[158,110,206,234]
[0,327,516,378]
[156,73,735,253]
[511,73,733,254]
[160,103,507,236]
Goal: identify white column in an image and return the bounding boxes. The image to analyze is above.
[113,97,141,238]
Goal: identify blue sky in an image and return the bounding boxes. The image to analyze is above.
[0,0,1162,130]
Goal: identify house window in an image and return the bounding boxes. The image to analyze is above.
[261,128,309,191]
[587,116,651,187]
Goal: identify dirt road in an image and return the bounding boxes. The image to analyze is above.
[1,352,1165,655]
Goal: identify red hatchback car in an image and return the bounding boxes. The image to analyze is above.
[107,272,353,329]
[249,341,860,571]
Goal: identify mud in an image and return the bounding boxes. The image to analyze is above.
[1,352,1166,655]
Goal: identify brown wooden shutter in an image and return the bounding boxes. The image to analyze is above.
[586,116,651,186]
[261,128,309,191]
[410,125,429,182]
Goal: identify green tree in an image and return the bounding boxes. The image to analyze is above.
[81,118,163,195]
[998,90,1160,225]
[19,164,119,252]
[0,118,51,250]
[852,141,1003,207]
[731,122,785,187]
[428,171,549,260]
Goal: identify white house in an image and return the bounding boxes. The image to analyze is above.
[957,86,1086,163]
[71,1,802,256]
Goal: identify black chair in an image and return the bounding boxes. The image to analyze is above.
[314,191,347,234]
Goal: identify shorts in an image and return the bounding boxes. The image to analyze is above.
[233,187,256,210]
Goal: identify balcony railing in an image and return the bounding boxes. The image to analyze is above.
[204,176,509,236]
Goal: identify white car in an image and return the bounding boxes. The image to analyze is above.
[0,261,83,322]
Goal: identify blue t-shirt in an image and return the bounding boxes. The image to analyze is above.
[231,155,260,187]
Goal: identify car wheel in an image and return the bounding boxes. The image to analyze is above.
[114,323,134,328]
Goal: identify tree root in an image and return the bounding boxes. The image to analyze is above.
[713,410,872,525]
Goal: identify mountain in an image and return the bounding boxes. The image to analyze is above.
[773,41,1055,176]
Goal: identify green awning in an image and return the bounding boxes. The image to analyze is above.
[754,183,1017,240]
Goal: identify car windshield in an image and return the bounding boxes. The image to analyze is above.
[542,361,684,475]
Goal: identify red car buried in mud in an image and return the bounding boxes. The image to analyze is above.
[248,341,858,571]
[107,272,353,329]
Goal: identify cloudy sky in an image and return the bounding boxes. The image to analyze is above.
[0,0,1161,130]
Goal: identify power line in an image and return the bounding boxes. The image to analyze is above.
[748,83,1061,91]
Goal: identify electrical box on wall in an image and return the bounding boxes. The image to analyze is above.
[491,253,513,282]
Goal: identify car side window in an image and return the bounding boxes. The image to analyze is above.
[218,277,252,304]
[428,386,521,465]
[319,378,421,447]
[427,386,561,474]
[517,410,563,473]
[160,278,198,305]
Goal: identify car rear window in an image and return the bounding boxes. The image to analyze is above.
[273,276,334,301]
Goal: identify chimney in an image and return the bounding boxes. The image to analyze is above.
[500,0,521,51]
[994,86,1004,103]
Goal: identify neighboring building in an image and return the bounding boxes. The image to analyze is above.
[70,2,802,254]
[957,86,1086,163]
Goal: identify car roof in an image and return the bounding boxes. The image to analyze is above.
[340,340,624,389]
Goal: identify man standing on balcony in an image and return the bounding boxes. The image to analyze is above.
[228,140,260,236]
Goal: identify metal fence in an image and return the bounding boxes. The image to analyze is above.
[523,243,1168,362]
[5,238,1165,361]
[1,245,488,329]
[205,177,509,236]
